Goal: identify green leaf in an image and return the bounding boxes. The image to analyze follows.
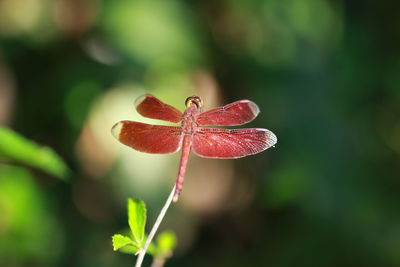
[119,244,140,254]
[154,230,177,258]
[127,198,146,248]
[118,233,155,255]
[112,234,134,251]
[0,127,69,180]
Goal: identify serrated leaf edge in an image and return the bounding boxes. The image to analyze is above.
[112,234,136,251]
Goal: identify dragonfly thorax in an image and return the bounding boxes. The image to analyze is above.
[182,103,199,134]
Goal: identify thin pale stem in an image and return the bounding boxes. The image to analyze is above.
[135,185,176,267]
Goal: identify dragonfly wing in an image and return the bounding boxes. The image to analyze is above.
[192,128,277,159]
[196,100,260,126]
[112,121,183,154]
[135,94,183,123]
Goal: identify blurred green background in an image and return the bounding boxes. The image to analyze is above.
[1,0,400,266]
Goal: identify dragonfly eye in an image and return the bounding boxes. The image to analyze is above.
[185,96,203,108]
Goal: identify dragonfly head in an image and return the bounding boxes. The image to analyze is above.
[185,96,203,108]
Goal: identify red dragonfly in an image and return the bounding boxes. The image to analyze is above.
[112,94,277,202]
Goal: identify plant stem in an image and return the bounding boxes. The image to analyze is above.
[151,258,166,267]
[135,185,176,267]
